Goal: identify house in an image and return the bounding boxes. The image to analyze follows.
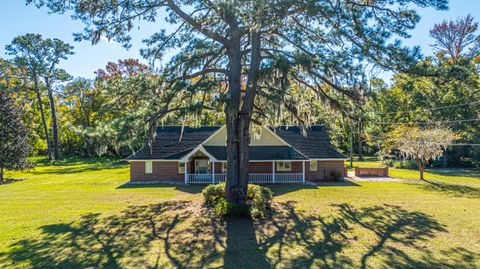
[127,125,346,184]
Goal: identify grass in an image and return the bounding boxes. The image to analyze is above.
[0,157,479,268]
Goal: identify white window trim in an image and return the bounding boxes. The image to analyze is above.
[145,161,153,174]
[310,160,317,171]
[178,162,186,174]
[277,161,292,171]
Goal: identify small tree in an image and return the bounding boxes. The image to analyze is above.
[386,125,456,180]
[0,91,33,181]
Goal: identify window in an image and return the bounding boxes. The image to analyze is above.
[145,161,153,174]
[178,162,186,174]
[222,162,227,173]
[277,161,291,171]
[310,160,317,171]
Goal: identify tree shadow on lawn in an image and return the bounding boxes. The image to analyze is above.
[117,182,205,194]
[268,181,359,197]
[414,180,480,199]
[116,181,359,197]
[0,178,27,186]
[0,201,477,268]
[426,168,480,179]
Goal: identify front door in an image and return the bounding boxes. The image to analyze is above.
[195,159,209,174]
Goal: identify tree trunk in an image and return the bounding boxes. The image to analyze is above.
[415,157,424,180]
[349,121,354,168]
[34,78,53,161]
[46,81,61,160]
[358,118,363,161]
[225,34,247,204]
[0,162,4,181]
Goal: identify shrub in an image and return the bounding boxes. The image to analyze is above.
[214,197,228,216]
[383,159,395,167]
[394,160,417,169]
[202,183,225,206]
[330,170,343,181]
[248,184,273,218]
[203,183,273,218]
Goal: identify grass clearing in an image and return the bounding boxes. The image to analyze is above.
[0,158,479,268]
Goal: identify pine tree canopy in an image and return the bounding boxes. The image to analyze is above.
[27,0,448,125]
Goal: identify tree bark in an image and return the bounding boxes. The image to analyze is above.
[415,157,425,180]
[34,77,53,161]
[224,26,262,204]
[358,118,363,161]
[46,81,61,160]
[349,121,354,168]
[225,33,245,204]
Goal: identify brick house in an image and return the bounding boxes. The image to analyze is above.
[128,125,346,184]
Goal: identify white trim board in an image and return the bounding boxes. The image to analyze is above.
[179,145,218,162]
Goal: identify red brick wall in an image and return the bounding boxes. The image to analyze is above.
[306,160,345,181]
[130,160,345,182]
[354,167,388,177]
[130,161,184,182]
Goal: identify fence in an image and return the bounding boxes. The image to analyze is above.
[186,173,303,184]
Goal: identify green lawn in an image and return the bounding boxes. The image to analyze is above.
[0,158,479,268]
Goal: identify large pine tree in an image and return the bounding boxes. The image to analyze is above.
[29,0,448,203]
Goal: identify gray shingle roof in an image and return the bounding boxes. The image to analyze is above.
[203,146,307,161]
[127,126,220,160]
[273,125,346,159]
[128,125,345,160]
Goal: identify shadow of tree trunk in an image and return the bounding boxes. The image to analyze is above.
[224,216,270,269]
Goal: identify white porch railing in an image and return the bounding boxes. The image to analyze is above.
[185,173,303,184]
[186,174,226,184]
[274,173,303,183]
[249,173,273,183]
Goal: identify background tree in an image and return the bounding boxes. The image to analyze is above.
[365,16,480,168]
[29,0,448,204]
[0,90,33,181]
[5,34,73,161]
[386,125,456,180]
[430,14,480,62]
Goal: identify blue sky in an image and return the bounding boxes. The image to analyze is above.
[1,1,479,79]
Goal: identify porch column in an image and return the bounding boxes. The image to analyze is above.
[302,161,306,183]
[272,161,276,183]
[211,161,215,184]
[184,161,188,184]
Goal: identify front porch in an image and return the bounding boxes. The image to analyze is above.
[181,145,306,184]
[185,172,304,184]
